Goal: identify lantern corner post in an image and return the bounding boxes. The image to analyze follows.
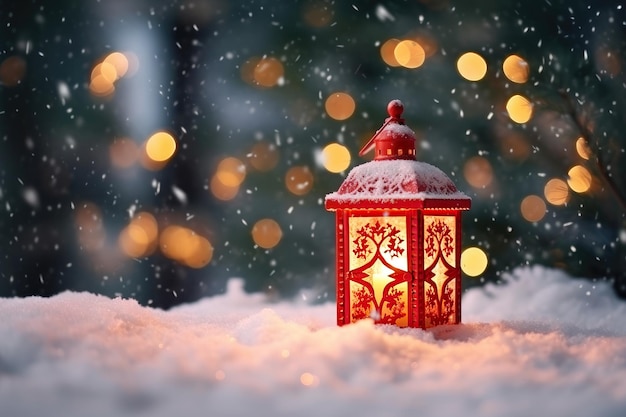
[407,209,419,328]
[335,209,347,326]
[455,210,463,325]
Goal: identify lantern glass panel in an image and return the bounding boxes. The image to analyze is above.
[423,215,457,327]
[347,215,409,326]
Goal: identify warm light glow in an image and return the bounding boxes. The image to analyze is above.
[506,94,533,124]
[348,216,409,327]
[502,54,529,83]
[321,143,351,173]
[325,92,356,121]
[461,247,488,277]
[456,52,487,81]
[92,62,118,83]
[210,175,240,201]
[160,225,213,268]
[104,52,129,78]
[248,141,279,172]
[380,38,401,67]
[520,195,546,222]
[145,131,177,162]
[89,51,134,98]
[423,215,457,328]
[285,166,314,195]
[119,224,150,258]
[253,57,284,87]
[394,40,425,69]
[109,138,139,168]
[544,178,569,205]
[567,165,592,193]
[251,218,283,249]
[463,156,493,188]
[216,157,246,187]
[300,372,319,387]
[89,74,115,97]
[575,137,591,160]
[0,55,27,86]
[118,212,158,258]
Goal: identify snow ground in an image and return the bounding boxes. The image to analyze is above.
[1,266,626,417]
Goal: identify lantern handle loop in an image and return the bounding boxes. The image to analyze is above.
[358,118,392,156]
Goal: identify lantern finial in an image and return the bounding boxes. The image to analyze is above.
[359,99,417,161]
[387,99,404,119]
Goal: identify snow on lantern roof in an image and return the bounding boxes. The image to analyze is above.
[325,159,471,210]
[325,99,471,211]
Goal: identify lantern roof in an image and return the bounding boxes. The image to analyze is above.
[325,159,471,210]
[325,99,471,211]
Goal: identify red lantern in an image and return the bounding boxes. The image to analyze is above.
[325,100,471,328]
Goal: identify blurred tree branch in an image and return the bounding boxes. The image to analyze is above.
[559,89,626,213]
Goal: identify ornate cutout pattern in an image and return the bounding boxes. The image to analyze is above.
[423,216,457,327]
[347,216,409,326]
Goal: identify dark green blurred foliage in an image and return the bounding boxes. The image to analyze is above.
[1,0,624,307]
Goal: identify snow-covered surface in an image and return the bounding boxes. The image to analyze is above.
[380,121,415,137]
[326,159,471,203]
[2,266,626,417]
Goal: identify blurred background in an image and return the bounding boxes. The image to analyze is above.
[1,0,625,308]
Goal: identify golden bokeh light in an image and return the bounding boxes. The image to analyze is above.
[321,143,351,173]
[380,38,401,67]
[118,212,158,258]
[461,247,488,277]
[567,165,592,193]
[520,195,547,222]
[463,156,493,189]
[544,178,569,206]
[456,52,487,81]
[394,40,425,69]
[145,131,177,162]
[210,175,240,201]
[575,137,591,160]
[89,51,135,97]
[104,52,129,78]
[109,138,139,169]
[251,218,283,249]
[502,54,529,83]
[89,74,115,97]
[248,141,279,172]
[506,94,533,124]
[325,92,356,121]
[91,62,118,83]
[285,166,314,196]
[216,157,246,187]
[184,236,214,268]
[160,225,213,268]
[119,224,150,258]
[0,55,27,86]
[253,57,284,87]
[300,372,319,387]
